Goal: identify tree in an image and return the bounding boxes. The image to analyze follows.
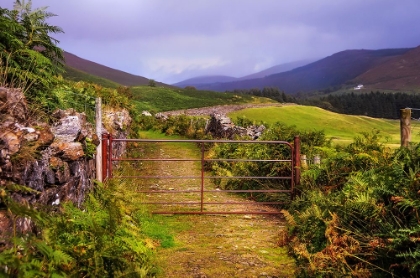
[0,1,64,93]
[148,79,156,87]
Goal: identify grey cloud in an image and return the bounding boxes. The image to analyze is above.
[3,0,420,83]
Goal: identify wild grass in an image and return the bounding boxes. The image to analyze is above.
[229,105,420,145]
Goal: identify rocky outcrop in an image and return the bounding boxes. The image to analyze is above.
[0,87,131,238]
[205,113,265,139]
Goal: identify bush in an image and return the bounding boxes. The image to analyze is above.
[0,180,158,277]
[284,132,420,277]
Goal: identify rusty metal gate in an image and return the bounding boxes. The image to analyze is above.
[101,135,301,214]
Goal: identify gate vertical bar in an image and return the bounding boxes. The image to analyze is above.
[102,134,108,181]
[108,134,113,178]
[293,136,301,199]
[200,143,205,212]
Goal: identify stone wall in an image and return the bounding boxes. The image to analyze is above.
[0,87,131,238]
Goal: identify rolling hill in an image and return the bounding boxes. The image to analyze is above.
[190,48,415,94]
[228,105,420,146]
[63,52,173,88]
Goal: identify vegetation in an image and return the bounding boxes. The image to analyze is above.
[0,1,63,96]
[303,91,420,119]
[131,85,275,113]
[0,180,159,277]
[282,132,420,277]
[132,86,274,113]
[226,87,297,103]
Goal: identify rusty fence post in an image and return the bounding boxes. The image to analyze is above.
[102,134,109,181]
[108,134,113,178]
[293,136,301,199]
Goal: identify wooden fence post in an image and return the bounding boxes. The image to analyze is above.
[95,97,102,182]
[400,108,411,147]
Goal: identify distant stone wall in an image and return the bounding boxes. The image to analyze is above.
[205,113,265,139]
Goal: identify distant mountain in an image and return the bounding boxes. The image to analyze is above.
[172,75,238,87]
[193,48,414,94]
[63,52,171,87]
[352,46,420,90]
[238,59,315,80]
[173,60,314,88]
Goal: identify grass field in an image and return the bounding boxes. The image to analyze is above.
[131,86,276,112]
[229,105,420,146]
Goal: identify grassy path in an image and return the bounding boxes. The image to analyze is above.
[134,132,296,277]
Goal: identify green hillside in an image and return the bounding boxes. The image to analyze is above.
[229,105,420,145]
[131,86,276,112]
[63,66,121,88]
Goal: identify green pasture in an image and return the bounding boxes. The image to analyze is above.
[131,86,275,112]
[229,105,420,145]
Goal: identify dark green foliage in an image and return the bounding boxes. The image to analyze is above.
[304,91,420,119]
[284,131,420,277]
[148,79,156,87]
[227,87,297,103]
[0,2,64,95]
[0,181,157,277]
[135,114,210,140]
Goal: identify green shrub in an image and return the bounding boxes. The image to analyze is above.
[0,180,158,277]
[284,132,420,277]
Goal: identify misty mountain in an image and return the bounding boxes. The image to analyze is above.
[172,59,315,88]
[192,48,414,94]
[238,59,316,80]
[172,75,238,87]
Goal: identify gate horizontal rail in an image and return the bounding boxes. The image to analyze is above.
[102,135,301,214]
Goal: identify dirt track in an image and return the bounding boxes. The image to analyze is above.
[138,137,296,277]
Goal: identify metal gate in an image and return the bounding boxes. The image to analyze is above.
[101,135,301,214]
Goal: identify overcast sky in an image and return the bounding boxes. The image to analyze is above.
[3,0,420,84]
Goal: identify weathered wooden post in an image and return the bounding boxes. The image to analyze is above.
[300,154,308,169]
[400,108,411,147]
[95,97,102,182]
[313,155,321,165]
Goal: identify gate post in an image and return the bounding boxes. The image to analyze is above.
[293,136,301,198]
[95,97,102,182]
[400,108,411,147]
[102,134,109,181]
